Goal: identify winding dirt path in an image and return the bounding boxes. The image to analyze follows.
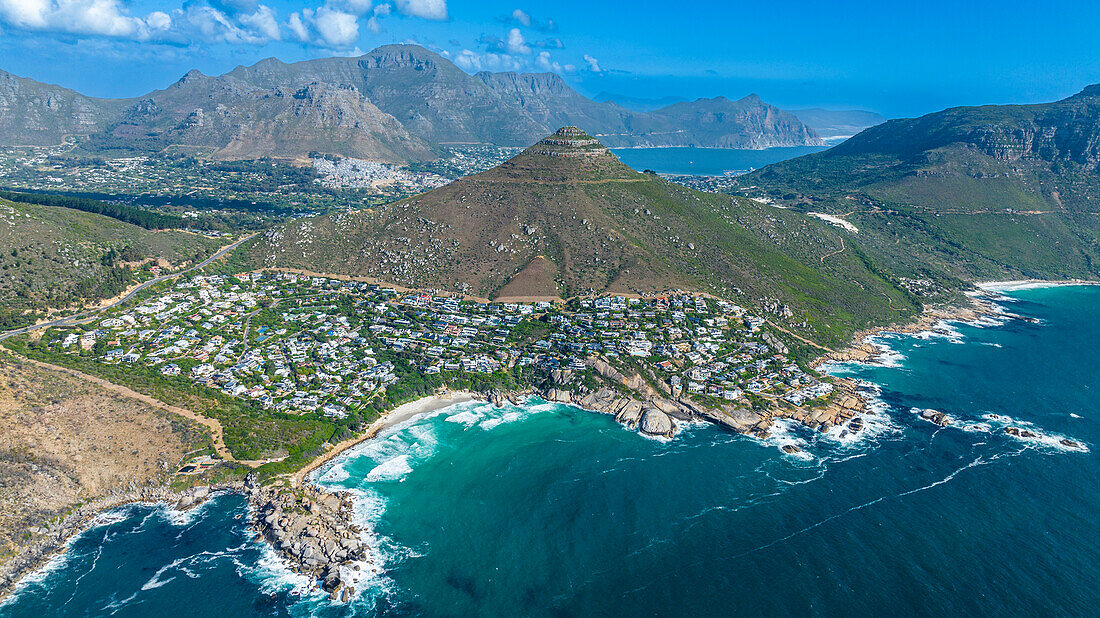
[765,320,835,353]
[819,237,846,263]
[0,346,239,463]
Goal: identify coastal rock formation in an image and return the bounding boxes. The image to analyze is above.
[640,408,674,438]
[919,409,950,426]
[249,483,372,602]
[536,355,868,440]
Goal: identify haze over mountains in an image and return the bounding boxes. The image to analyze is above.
[0,45,829,162]
[596,92,885,143]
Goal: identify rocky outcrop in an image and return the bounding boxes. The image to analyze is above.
[249,483,372,602]
[762,331,789,355]
[536,356,869,440]
[918,409,950,426]
[640,408,674,438]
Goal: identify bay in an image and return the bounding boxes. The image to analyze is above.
[3,285,1097,617]
[611,146,829,175]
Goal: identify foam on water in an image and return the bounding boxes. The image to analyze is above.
[366,455,414,482]
[863,335,906,367]
[757,418,814,460]
[443,410,480,426]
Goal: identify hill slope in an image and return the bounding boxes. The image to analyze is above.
[739,85,1100,284]
[0,197,221,326]
[246,127,918,346]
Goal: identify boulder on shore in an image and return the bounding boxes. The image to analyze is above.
[640,408,674,438]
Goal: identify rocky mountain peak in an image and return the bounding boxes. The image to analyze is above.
[483,126,638,182]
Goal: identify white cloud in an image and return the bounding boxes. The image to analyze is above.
[373,2,390,16]
[534,50,560,72]
[287,10,308,41]
[505,27,528,55]
[0,0,282,43]
[146,10,171,31]
[583,54,601,73]
[238,5,279,41]
[365,15,379,32]
[499,7,554,32]
[453,48,522,73]
[176,4,277,44]
[290,5,358,47]
[332,0,372,16]
[0,0,154,38]
[393,0,445,21]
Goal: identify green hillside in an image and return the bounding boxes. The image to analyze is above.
[0,197,221,327]
[736,84,1100,284]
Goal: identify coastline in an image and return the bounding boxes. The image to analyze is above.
[5,277,1094,606]
[974,278,1100,292]
[812,278,1098,369]
[0,483,244,604]
[292,391,477,488]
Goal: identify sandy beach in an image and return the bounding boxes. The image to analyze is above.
[292,391,478,486]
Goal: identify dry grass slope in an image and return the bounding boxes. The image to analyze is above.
[0,353,211,562]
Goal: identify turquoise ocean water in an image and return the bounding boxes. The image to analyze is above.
[3,285,1097,616]
[610,146,828,175]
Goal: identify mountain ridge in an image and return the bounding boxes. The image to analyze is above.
[738,84,1100,287]
[0,45,823,160]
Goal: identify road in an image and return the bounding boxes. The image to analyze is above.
[0,233,256,341]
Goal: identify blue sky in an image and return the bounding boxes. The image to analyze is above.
[1,0,1098,117]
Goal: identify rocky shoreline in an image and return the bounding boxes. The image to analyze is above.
[484,355,869,441]
[0,476,373,606]
[0,481,247,602]
[248,482,374,603]
[811,288,1021,369]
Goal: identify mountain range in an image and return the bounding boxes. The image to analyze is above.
[248,83,1100,346]
[595,93,885,141]
[740,84,1100,284]
[0,45,826,162]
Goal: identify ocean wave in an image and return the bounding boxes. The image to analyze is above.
[365,455,413,482]
[0,544,77,608]
[863,335,906,367]
[245,538,324,599]
[757,419,814,460]
[160,493,219,527]
[443,409,481,426]
[479,409,526,430]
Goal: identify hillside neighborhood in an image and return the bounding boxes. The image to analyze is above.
[35,271,841,435]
